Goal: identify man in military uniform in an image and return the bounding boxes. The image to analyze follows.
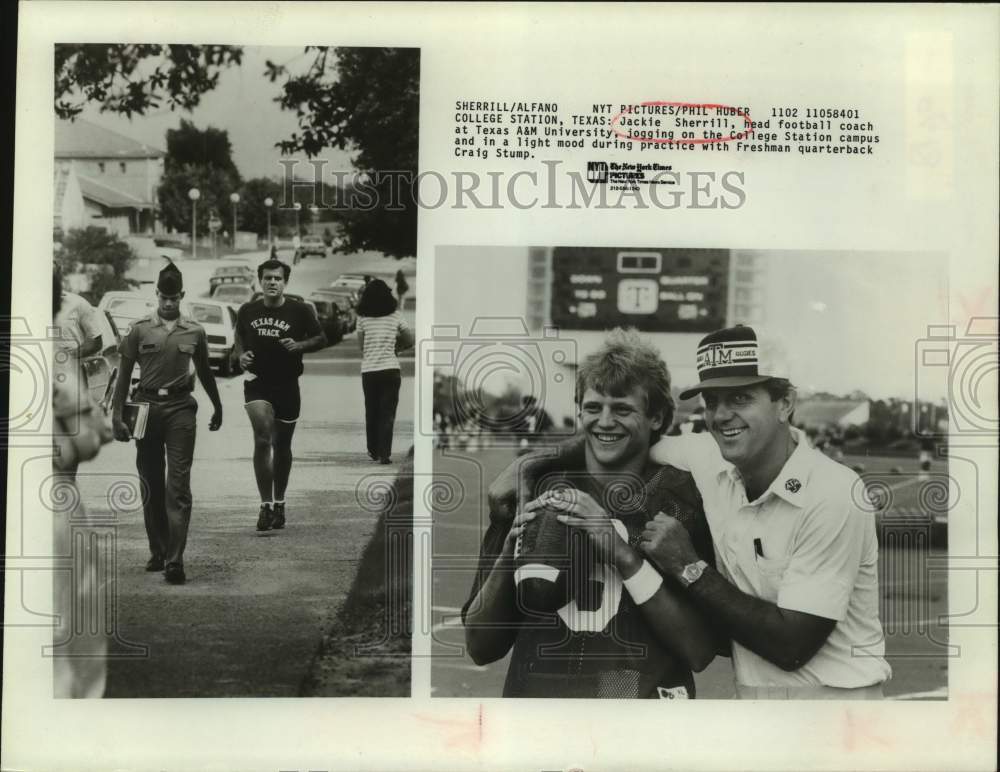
[111,262,222,585]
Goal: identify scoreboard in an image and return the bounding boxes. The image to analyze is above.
[550,247,730,332]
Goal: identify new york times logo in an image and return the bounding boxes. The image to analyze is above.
[587,161,608,183]
[586,160,677,191]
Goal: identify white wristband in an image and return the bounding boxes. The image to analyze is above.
[622,560,663,606]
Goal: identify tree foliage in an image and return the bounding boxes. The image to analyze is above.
[165,119,241,177]
[269,47,419,258]
[239,177,346,239]
[238,177,284,239]
[55,44,420,258]
[157,121,243,236]
[55,45,244,120]
[58,227,138,300]
[159,163,241,237]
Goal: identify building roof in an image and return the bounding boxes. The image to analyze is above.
[56,118,165,159]
[795,399,869,428]
[77,174,151,208]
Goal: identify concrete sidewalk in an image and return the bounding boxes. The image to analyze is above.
[75,372,413,697]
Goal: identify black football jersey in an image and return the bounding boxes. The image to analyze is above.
[463,461,715,699]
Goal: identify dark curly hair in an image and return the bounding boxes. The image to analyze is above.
[357,278,397,317]
[257,258,291,282]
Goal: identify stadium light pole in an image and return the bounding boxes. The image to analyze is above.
[264,197,273,246]
[188,188,200,258]
[229,192,240,249]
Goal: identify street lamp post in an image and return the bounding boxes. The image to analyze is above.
[293,201,302,236]
[264,197,273,247]
[188,188,200,258]
[229,192,240,249]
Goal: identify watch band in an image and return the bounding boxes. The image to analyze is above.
[680,559,709,587]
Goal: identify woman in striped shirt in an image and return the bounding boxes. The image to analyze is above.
[357,279,414,464]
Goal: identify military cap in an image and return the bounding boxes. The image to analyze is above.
[157,261,184,295]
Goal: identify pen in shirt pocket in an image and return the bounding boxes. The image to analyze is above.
[753,538,764,559]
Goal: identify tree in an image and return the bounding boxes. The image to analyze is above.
[165,119,240,178]
[158,122,242,235]
[55,44,419,258]
[271,47,419,258]
[58,227,138,302]
[238,177,284,239]
[159,163,241,237]
[55,45,244,120]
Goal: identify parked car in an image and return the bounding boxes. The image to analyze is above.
[211,283,255,306]
[311,287,358,332]
[329,273,369,294]
[96,291,156,335]
[80,309,123,411]
[209,264,257,296]
[307,293,346,345]
[181,299,241,376]
[327,233,346,252]
[293,235,328,263]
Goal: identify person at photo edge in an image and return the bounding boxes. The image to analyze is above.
[356,278,414,464]
[53,263,103,366]
[488,324,892,699]
[52,264,111,697]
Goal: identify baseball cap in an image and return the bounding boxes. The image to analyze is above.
[679,324,789,400]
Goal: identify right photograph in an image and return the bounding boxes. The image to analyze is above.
[429,245,951,700]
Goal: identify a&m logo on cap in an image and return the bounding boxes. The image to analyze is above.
[697,340,759,373]
[680,324,789,400]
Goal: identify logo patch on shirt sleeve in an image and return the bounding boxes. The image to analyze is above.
[657,685,689,699]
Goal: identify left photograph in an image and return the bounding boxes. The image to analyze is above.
[49,44,418,697]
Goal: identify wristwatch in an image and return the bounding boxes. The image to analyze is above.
[679,559,709,588]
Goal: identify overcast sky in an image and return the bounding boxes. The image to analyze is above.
[435,247,951,402]
[74,46,356,180]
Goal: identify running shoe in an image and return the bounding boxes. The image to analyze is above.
[256,503,273,531]
[271,502,286,530]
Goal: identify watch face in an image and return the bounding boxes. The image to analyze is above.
[683,562,703,584]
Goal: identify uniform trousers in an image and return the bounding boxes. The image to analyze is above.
[135,395,197,566]
[362,368,401,460]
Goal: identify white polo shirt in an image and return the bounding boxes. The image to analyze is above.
[651,430,892,688]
